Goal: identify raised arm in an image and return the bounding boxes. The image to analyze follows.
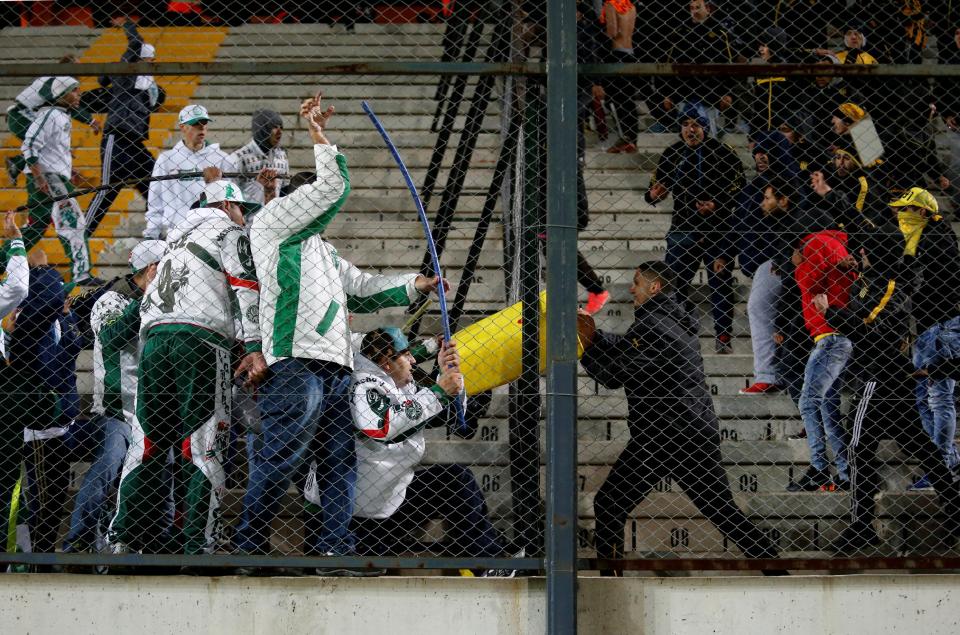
[251,95,346,242]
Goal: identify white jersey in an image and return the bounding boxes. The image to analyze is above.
[145,140,235,239]
[305,353,451,519]
[140,207,261,351]
[250,144,419,369]
[21,106,72,179]
[228,139,289,205]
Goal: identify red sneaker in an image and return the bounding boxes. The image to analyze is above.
[738,382,781,395]
[584,290,610,315]
[606,140,638,154]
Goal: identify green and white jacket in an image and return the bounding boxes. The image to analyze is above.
[91,278,142,423]
[250,144,419,368]
[141,207,261,351]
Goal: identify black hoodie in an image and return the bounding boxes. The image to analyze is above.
[581,291,719,437]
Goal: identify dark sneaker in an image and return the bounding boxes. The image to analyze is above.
[834,478,851,492]
[312,565,386,577]
[715,334,734,355]
[5,156,21,185]
[786,466,833,492]
[829,523,881,554]
[787,428,808,440]
[312,552,385,577]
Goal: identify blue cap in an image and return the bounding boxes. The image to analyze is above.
[381,327,410,353]
[678,104,709,129]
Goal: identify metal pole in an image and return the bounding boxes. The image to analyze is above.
[545,0,579,632]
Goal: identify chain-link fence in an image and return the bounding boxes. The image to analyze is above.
[0,1,959,594]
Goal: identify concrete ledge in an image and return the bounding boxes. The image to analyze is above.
[1,574,958,634]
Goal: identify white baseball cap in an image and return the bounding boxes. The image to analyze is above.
[178,104,212,126]
[140,43,156,59]
[204,180,246,206]
[129,240,166,273]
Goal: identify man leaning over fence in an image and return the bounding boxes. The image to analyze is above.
[109,181,267,558]
[235,94,447,573]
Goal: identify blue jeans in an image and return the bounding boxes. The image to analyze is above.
[798,335,852,479]
[62,415,131,552]
[234,358,355,555]
[664,231,734,338]
[914,317,960,470]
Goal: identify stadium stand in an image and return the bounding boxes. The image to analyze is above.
[0,19,957,561]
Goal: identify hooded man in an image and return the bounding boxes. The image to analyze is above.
[646,106,745,353]
[893,188,960,481]
[14,76,97,284]
[235,95,446,576]
[109,180,267,557]
[825,187,960,554]
[85,19,167,237]
[228,109,289,206]
[5,62,102,187]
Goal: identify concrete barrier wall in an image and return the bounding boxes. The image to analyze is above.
[1,574,958,634]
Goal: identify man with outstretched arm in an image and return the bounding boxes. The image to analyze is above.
[580,260,785,575]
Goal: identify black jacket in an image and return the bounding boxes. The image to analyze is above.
[661,17,737,106]
[98,21,166,142]
[581,292,719,438]
[646,137,745,250]
[905,215,960,333]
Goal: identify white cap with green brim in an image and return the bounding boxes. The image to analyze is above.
[179,104,212,126]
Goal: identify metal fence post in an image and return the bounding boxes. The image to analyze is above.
[546,0,579,633]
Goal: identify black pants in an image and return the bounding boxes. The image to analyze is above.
[603,49,640,144]
[350,464,504,558]
[86,131,154,237]
[594,431,778,561]
[23,436,71,554]
[848,362,960,533]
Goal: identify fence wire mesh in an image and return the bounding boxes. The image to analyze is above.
[0,0,958,578]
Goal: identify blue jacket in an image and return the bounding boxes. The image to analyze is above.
[8,266,86,427]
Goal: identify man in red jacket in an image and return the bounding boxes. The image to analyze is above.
[788,229,858,491]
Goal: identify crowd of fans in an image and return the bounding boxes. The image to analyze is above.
[0,1,959,573]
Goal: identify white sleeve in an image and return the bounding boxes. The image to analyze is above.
[351,372,448,443]
[251,144,347,243]
[21,111,53,166]
[340,258,418,314]
[144,153,167,239]
[0,239,29,317]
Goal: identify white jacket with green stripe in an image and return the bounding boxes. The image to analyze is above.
[140,206,261,351]
[250,144,420,368]
[21,106,72,179]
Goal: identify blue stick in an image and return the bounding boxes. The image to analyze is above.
[361,101,469,434]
